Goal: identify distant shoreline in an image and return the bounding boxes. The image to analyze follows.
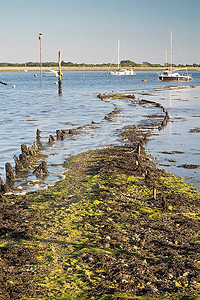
[0,66,199,71]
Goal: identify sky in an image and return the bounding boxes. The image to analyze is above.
[0,0,199,65]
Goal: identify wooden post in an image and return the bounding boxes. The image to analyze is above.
[48,135,55,144]
[39,33,43,87]
[0,176,4,193]
[5,162,15,182]
[153,186,157,200]
[137,143,141,156]
[58,51,62,94]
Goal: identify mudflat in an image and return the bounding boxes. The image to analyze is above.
[0,121,199,299]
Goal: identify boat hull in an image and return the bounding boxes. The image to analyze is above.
[43,72,58,77]
[158,75,192,82]
[108,69,136,76]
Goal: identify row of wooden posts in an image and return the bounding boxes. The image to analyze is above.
[136,138,167,210]
[0,93,170,199]
[0,126,81,194]
[0,129,47,193]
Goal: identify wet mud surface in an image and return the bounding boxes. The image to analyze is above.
[0,195,46,299]
[0,93,199,299]
[78,146,200,299]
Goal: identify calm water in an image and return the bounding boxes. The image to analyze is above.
[0,70,199,192]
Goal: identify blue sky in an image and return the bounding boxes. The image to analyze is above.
[0,0,199,64]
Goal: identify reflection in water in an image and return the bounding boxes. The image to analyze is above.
[146,85,200,189]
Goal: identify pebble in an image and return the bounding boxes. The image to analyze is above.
[16,186,23,190]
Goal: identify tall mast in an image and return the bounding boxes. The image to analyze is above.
[165,48,168,68]
[118,39,120,69]
[170,31,173,71]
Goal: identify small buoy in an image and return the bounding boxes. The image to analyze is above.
[142,79,147,82]
[34,74,38,77]
[12,85,16,88]
[54,82,58,85]
[82,73,85,76]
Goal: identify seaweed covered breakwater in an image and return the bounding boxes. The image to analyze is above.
[0,92,169,195]
[98,93,169,128]
[0,124,94,194]
[0,94,199,299]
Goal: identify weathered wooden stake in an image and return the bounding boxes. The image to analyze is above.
[36,129,43,148]
[161,195,167,211]
[145,169,151,181]
[33,161,49,175]
[41,161,49,174]
[33,141,39,152]
[28,146,34,156]
[21,144,29,156]
[58,51,62,94]
[137,143,141,156]
[19,153,29,169]
[36,129,42,139]
[0,176,4,192]
[153,186,157,200]
[56,129,61,140]
[5,162,15,182]
[48,135,55,144]
[14,155,23,172]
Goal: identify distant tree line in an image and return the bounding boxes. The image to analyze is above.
[120,60,200,68]
[0,60,199,67]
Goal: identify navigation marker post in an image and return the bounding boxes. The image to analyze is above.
[39,33,42,86]
[58,51,62,94]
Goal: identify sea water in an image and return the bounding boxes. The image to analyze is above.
[0,70,199,191]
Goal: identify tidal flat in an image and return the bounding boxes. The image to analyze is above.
[0,109,199,299]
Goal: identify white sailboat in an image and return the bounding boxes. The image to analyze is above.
[108,40,136,76]
[24,62,28,72]
[158,31,192,82]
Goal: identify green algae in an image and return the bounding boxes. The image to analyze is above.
[23,148,199,299]
[155,174,200,199]
[1,147,200,299]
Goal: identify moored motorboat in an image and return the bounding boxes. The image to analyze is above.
[108,68,135,76]
[159,68,192,81]
[43,69,63,77]
[24,63,28,72]
[158,31,192,82]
